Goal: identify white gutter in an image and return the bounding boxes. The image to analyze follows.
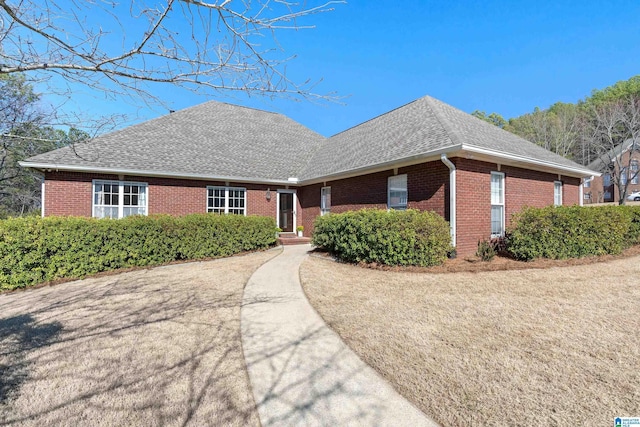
[460,145,600,178]
[440,154,456,247]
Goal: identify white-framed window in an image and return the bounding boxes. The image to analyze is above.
[388,174,408,210]
[621,168,628,186]
[93,180,148,219]
[207,186,246,215]
[631,161,639,185]
[490,172,505,237]
[554,181,563,206]
[583,179,591,188]
[321,186,331,216]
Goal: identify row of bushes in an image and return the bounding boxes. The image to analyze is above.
[0,214,276,290]
[312,209,452,267]
[505,205,640,260]
[312,205,640,266]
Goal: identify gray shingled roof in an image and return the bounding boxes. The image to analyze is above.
[23,95,594,182]
[25,101,325,182]
[301,96,590,180]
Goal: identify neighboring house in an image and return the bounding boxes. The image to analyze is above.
[584,139,640,204]
[20,95,597,256]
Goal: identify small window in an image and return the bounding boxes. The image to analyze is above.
[207,186,246,215]
[621,168,628,186]
[388,174,407,210]
[583,179,591,188]
[490,172,505,237]
[93,180,147,219]
[604,173,611,187]
[321,186,331,216]
[554,181,563,206]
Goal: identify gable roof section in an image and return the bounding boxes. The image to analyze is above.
[302,96,595,181]
[587,138,637,173]
[23,102,325,183]
[22,95,597,183]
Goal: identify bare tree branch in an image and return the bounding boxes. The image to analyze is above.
[0,0,344,105]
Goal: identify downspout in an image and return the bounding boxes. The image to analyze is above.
[41,179,45,218]
[440,154,456,247]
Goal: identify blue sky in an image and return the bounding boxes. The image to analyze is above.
[47,0,640,137]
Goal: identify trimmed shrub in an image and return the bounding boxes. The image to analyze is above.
[476,240,496,261]
[0,214,276,291]
[312,209,452,267]
[505,205,640,261]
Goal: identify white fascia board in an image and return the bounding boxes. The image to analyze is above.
[299,146,461,185]
[460,145,601,178]
[18,161,295,186]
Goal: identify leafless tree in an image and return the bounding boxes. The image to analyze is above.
[587,96,640,204]
[0,0,343,107]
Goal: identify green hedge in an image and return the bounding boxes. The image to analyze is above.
[0,214,276,291]
[312,209,452,267]
[505,205,640,261]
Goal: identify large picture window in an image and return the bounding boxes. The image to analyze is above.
[490,172,505,237]
[93,180,147,218]
[321,186,331,215]
[207,186,246,215]
[388,174,408,210]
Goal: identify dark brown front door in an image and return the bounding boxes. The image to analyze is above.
[279,192,294,232]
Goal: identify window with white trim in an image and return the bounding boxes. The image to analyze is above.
[490,172,505,237]
[207,186,246,215]
[321,186,331,216]
[388,174,407,210]
[621,168,628,185]
[93,180,147,218]
[554,181,563,206]
[631,161,639,185]
[583,179,591,188]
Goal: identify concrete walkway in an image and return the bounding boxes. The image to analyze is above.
[241,244,439,427]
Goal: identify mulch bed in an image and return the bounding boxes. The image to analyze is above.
[310,244,640,274]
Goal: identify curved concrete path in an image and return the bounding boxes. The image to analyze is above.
[241,244,439,427]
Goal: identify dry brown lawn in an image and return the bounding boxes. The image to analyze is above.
[300,254,640,426]
[0,249,279,426]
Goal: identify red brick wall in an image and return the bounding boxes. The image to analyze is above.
[299,183,322,237]
[45,161,583,257]
[44,172,95,216]
[454,159,581,256]
[299,161,449,236]
[44,171,276,218]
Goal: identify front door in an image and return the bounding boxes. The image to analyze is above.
[279,192,294,232]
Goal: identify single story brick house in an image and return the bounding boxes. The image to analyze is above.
[20,95,597,256]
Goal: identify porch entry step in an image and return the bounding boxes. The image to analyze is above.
[277,233,312,245]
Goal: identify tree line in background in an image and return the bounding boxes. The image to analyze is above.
[473,75,640,203]
[0,75,88,217]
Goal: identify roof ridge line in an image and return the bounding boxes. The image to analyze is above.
[328,97,424,138]
[422,96,464,147]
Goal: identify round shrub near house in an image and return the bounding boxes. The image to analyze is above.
[505,205,640,261]
[312,209,452,267]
